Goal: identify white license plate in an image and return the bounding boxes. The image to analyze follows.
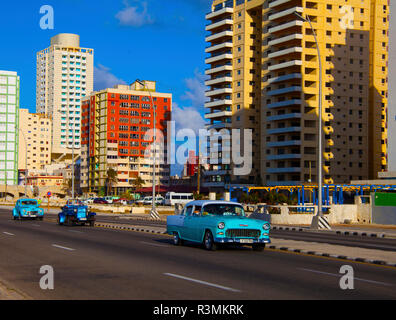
[79,218,87,221]
[29,214,37,217]
[240,239,253,244]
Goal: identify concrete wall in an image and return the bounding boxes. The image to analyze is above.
[371,193,396,225]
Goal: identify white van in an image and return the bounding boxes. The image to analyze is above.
[165,192,194,206]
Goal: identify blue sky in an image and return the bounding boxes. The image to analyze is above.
[0,0,212,175]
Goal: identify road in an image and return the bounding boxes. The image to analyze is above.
[0,209,395,299]
[46,212,396,252]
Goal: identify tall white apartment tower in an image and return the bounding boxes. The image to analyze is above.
[36,33,94,162]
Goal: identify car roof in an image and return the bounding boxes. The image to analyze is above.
[19,199,38,202]
[185,200,242,207]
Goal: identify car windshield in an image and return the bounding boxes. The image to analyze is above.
[21,200,37,206]
[202,204,245,217]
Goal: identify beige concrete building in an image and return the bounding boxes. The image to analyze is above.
[36,33,94,162]
[18,109,52,176]
[204,0,389,188]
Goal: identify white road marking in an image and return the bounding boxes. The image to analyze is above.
[164,273,241,293]
[68,230,84,234]
[299,268,393,287]
[52,244,75,251]
[32,224,40,227]
[3,232,14,236]
[140,241,168,248]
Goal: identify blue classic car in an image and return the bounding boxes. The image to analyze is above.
[13,199,44,220]
[58,199,96,226]
[167,200,271,251]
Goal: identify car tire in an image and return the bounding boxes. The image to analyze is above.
[204,231,217,251]
[252,244,265,252]
[173,232,183,246]
[89,220,95,227]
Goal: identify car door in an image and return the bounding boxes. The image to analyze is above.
[181,205,195,241]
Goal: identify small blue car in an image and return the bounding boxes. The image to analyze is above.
[167,200,271,251]
[13,199,44,221]
[58,199,96,226]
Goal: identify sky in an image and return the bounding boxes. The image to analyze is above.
[0,0,212,175]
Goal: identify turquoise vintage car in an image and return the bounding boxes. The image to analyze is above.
[13,199,44,221]
[167,200,271,251]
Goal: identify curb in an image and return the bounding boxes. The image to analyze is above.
[95,222,167,235]
[271,226,388,238]
[267,244,396,267]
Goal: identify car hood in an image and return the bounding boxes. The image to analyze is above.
[19,205,40,209]
[205,215,269,226]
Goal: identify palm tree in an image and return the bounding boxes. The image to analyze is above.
[131,176,144,200]
[105,167,118,196]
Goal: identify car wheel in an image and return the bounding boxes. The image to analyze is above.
[204,231,217,251]
[252,244,265,252]
[89,220,95,227]
[173,232,183,246]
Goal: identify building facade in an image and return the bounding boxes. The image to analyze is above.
[0,70,20,185]
[80,81,172,194]
[204,0,389,188]
[18,109,52,174]
[36,33,94,161]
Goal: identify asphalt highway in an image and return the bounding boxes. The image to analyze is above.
[45,212,396,252]
[0,209,395,299]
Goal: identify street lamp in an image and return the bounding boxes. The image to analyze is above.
[14,125,28,197]
[135,79,159,220]
[295,12,324,218]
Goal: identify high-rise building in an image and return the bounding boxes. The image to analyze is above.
[80,81,172,194]
[0,70,19,185]
[36,33,94,162]
[204,0,389,188]
[18,109,52,174]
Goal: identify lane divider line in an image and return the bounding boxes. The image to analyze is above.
[298,268,393,287]
[52,244,75,251]
[140,241,169,248]
[3,232,14,236]
[164,273,241,293]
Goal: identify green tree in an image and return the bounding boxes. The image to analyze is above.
[131,176,144,199]
[105,167,118,196]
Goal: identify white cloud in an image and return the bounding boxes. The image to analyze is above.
[172,102,206,134]
[115,1,154,27]
[181,70,208,107]
[94,64,126,91]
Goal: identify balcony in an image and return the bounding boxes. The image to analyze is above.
[269,0,293,9]
[268,34,303,46]
[267,140,301,147]
[269,7,303,21]
[206,19,233,31]
[205,53,233,64]
[267,99,302,109]
[267,167,302,173]
[202,181,226,188]
[203,170,228,176]
[267,113,302,121]
[205,122,232,130]
[268,60,302,71]
[205,76,232,86]
[205,88,233,97]
[268,47,302,59]
[268,20,303,34]
[204,99,232,108]
[205,64,233,75]
[205,30,233,42]
[268,73,302,84]
[206,7,233,20]
[205,42,233,53]
[267,126,301,134]
[267,154,301,160]
[267,86,302,96]
[205,111,232,119]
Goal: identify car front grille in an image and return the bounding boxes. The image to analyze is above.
[226,229,261,238]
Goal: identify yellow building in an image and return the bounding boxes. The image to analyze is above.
[18,109,52,173]
[204,0,388,187]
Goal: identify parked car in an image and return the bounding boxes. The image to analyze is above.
[167,200,271,251]
[13,199,44,221]
[58,199,96,226]
[113,198,129,205]
[93,198,108,204]
[138,196,164,206]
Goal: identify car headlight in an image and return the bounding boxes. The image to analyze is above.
[263,223,270,231]
[74,209,78,213]
[218,222,225,229]
[23,209,26,213]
